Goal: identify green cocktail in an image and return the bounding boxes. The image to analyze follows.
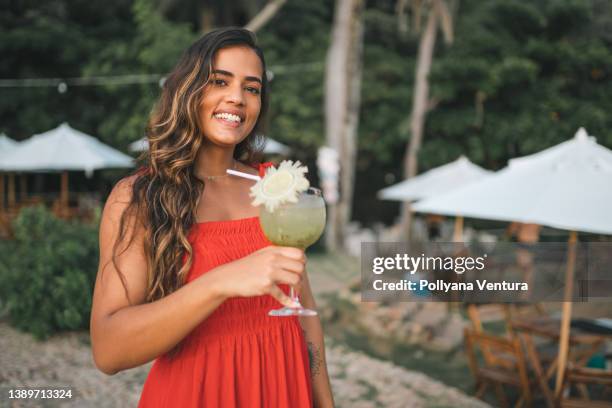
[259,187,326,316]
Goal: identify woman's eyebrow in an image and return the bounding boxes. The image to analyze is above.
[212,69,262,84]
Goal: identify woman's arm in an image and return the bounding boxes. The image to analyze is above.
[90,178,229,375]
[298,270,335,408]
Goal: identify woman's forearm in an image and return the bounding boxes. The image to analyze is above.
[300,316,335,408]
[298,269,335,407]
[91,268,227,375]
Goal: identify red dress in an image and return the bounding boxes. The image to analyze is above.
[138,217,313,407]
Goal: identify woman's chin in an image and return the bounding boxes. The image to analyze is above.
[204,134,248,148]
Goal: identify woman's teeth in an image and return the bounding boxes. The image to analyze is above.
[214,112,242,123]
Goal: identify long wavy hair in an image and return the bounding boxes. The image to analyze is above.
[111,27,268,340]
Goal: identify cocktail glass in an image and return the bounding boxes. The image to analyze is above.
[259,187,326,316]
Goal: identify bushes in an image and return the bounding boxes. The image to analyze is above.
[0,206,99,339]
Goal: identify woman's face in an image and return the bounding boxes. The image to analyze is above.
[199,46,263,148]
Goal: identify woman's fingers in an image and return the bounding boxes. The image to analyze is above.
[270,269,303,299]
[277,257,305,275]
[276,247,306,262]
[268,284,298,308]
[271,269,301,286]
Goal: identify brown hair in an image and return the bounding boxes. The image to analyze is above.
[111,27,268,355]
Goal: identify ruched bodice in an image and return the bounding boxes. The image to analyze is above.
[138,217,313,407]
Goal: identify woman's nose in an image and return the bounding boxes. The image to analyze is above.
[225,83,245,105]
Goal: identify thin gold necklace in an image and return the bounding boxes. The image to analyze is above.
[200,159,237,181]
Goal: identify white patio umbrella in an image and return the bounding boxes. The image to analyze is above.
[413,128,612,234]
[0,123,133,211]
[0,133,19,153]
[0,123,133,175]
[129,135,292,155]
[128,137,149,153]
[378,156,491,241]
[263,138,291,155]
[377,155,491,202]
[413,127,612,396]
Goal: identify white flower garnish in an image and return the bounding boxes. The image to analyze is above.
[250,160,310,212]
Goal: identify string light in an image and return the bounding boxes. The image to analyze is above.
[0,62,324,92]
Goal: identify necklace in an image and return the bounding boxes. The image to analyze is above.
[199,159,237,181]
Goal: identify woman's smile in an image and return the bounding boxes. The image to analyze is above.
[212,109,245,128]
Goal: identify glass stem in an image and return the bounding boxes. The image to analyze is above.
[290,287,300,305]
[290,245,304,307]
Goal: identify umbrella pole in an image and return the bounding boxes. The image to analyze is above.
[453,216,464,242]
[450,216,465,309]
[20,174,27,201]
[0,173,4,213]
[8,173,15,209]
[61,171,69,217]
[554,230,577,398]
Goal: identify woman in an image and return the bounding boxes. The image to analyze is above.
[90,27,334,407]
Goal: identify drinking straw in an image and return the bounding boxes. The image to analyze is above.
[227,169,261,181]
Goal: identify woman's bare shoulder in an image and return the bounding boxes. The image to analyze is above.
[102,174,142,225]
[110,174,139,201]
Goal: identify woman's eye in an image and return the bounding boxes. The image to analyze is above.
[246,87,261,95]
[213,79,226,86]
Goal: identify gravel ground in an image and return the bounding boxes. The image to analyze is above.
[0,321,488,408]
[0,252,490,407]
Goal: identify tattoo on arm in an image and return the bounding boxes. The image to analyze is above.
[307,340,322,377]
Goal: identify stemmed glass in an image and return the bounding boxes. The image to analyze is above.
[259,187,326,316]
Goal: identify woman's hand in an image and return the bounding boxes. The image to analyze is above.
[211,246,306,307]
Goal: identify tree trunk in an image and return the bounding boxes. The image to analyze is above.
[324,0,364,251]
[199,4,215,33]
[339,1,364,250]
[399,5,439,240]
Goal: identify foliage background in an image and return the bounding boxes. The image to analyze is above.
[0,206,99,339]
[1,0,611,225]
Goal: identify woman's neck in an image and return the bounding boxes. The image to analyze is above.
[194,144,236,179]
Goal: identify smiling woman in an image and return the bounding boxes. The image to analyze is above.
[89,28,334,408]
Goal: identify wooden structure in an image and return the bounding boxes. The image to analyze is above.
[465,304,610,407]
[464,328,535,407]
[560,367,612,407]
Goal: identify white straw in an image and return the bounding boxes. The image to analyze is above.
[226,169,261,181]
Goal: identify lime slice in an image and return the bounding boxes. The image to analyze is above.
[262,171,295,197]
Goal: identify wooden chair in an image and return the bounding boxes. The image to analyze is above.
[560,367,612,408]
[464,328,536,408]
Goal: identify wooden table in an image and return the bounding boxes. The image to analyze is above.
[510,316,609,408]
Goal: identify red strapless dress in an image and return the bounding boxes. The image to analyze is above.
[138,217,313,407]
